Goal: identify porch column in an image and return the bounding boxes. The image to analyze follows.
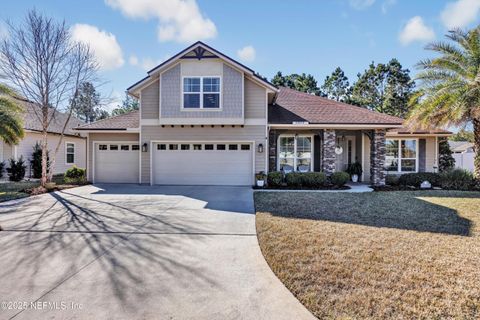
[322,129,336,175]
[370,129,386,186]
[268,129,278,172]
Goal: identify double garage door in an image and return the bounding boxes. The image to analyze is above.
[152,142,254,186]
[94,143,139,183]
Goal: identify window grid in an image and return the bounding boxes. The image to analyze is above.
[182,77,221,109]
[385,139,417,173]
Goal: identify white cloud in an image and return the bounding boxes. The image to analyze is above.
[349,0,375,10]
[129,55,139,66]
[399,16,435,45]
[71,24,124,70]
[105,0,217,43]
[381,0,396,14]
[237,45,256,62]
[441,0,480,29]
[141,57,162,71]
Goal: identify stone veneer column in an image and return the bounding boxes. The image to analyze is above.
[370,129,386,186]
[268,129,278,172]
[322,129,336,175]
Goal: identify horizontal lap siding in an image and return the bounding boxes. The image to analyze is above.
[141,80,159,119]
[88,133,139,181]
[141,125,266,184]
[245,79,266,119]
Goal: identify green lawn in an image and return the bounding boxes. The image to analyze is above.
[0,181,40,202]
[255,191,480,319]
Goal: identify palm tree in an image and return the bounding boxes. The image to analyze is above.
[407,26,480,177]
[0,83,24,145]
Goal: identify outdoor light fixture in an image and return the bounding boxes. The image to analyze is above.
[258,143,264,153]
[142,143,148,152]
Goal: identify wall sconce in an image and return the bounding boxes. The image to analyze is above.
[258,143,264,153]
[142,143,148,152]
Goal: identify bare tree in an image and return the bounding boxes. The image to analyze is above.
[0,10,98,186]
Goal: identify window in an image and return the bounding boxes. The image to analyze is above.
[385,139,417,173]
[121,145,129,151]
[183,77,221,109]
[157,144,166,150]
[278,135,312,172]
[132,145,140,151]
[169,144,178,150]
[99,144,107,150]
[66,143,75,164]
[216,144,226,150]
[241,144,250,150]
[193,144,202,150]
[109,145,118,151]
[205,144,214,150]
[229,144,238,150]
[181,144,190,150]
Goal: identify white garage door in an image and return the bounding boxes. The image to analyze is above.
[153,142,253,186]
[94,143,139,183]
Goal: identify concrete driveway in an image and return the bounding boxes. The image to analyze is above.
[0,185,314,320]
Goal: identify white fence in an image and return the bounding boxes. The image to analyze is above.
[453,153,474,172]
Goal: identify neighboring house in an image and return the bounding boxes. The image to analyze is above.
[0,100,87,177]
[449,141,474,154]
[449,140,475,172]
[74,41,450,186]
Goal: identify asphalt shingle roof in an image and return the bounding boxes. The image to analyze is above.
[75,110,139,130]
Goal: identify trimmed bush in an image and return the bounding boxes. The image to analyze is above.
[7,156,26,182]
[285,172,303,188]
[267,171,283,187]
[386,174,400,186]
[0,161,4,178]
[330,171,350,187]
[64,166,86,184]
[439,169,475,191]
[302,172,327,188]
[398,172,441,187]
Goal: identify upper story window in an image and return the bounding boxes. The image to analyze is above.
[183,77,221,109]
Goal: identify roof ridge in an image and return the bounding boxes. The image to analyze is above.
[76,109,139,128]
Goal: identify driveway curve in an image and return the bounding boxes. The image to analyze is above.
[0,184,314,320]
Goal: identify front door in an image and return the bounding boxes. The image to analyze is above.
[335,136,356,172]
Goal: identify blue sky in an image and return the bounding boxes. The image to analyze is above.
[2,0,480,110]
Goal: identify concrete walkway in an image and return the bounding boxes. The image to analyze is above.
[0,185,314,320]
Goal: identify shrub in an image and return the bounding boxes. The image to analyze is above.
[302,172,327,188]
[0,161,4,178]
[346,161,363,177]
[439,169,475,191]
[255,171,266,181]
[267,171,283,187]
[30,142,49,179]
[398,172,441,187]
[7,156,26,182]
[385,174,400,186]
[64,166,86,184]
[330,171,350,187]
[285,172,303,188]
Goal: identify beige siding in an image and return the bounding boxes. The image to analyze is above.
[425,137,437,172]
[363,134,371,182]
[15,132,86,175]
[140,125,267,184]
[87,133,139,181]
[141,79,160,120]
[244,78,266,119]
[1,141,13,162]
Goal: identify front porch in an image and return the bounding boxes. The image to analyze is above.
[268,128,387,186]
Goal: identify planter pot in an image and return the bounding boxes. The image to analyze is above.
[256,180,265,187]
[351,174,359,183]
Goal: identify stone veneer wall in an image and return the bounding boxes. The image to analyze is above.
[370,129,386,186]
[322,129,336,175]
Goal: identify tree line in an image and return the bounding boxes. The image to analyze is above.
[271,58,415,118]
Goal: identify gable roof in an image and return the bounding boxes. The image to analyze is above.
[127,41,277,94]
[269,87,404,126]
[20,100,85,136]
[74,110,139,131]
[449,141,473,152]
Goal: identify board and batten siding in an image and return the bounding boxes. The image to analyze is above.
[140,125,266,184]
[141,79,160,120]
[87,133,139,181]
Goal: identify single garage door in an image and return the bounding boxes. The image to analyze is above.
[94,143,139,183]
[153,142,253,186]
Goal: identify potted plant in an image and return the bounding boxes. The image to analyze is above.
[255,171,266,187]
[346,161,362,183]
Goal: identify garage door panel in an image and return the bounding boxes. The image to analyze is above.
[95,144,139,183]
[153,143,253,186]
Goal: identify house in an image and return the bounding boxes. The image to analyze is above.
[449,140,475,172]
[449,141,474,154]
[0,100,86,177]
[74,41,450,186]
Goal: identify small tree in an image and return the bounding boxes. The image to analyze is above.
[0,10,98,186]
[439,138,455,172]
[7,156,26,182]
[30,142,49,179]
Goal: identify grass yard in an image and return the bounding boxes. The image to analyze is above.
[0,181,39,202]
[255,191,480,319]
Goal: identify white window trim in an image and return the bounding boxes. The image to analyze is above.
[65,141,75,165]
[386,138,419,173]
[277,134,314,172]
[181,76,222,111]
